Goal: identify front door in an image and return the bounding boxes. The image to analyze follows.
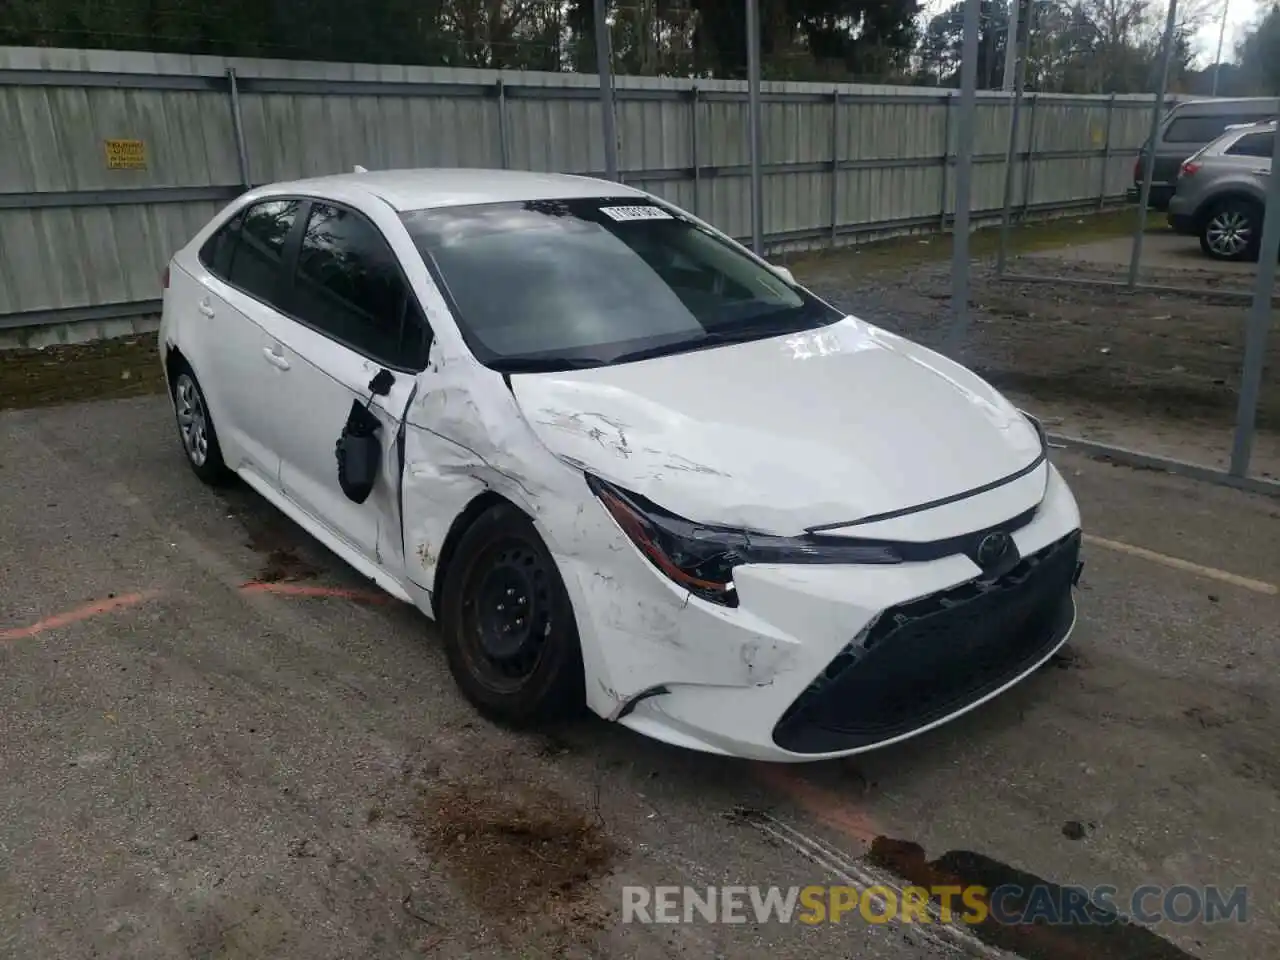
[269,200,431,568]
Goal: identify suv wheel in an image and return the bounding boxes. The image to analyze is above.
[1200,198,1262,262]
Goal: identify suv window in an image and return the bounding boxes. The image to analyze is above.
[1227,131,1276,158]
[224,199,300,307]
[291,202,431,370]
[1164,114,1272,144]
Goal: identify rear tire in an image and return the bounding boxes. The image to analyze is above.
[439,503,586,726]
[170,363,232,486]
[1199,197,1262,262]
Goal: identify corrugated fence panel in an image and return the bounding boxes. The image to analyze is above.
[0,85,238,192]
[617,97,690,173]
[0,201,224,314]
[507,95,602,173]
[0,46,1160,337]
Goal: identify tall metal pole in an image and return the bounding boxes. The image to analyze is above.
[945,0,982,356]
[996,0,1032,275]
[1211,0,1231,97]
[1127,0,1178,288]
[1003,0,1021,92]
[1228,116,1280,477]
[594,0,620,181]
[746,0,764,255]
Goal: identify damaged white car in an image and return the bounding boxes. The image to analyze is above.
[160,169,1083,762]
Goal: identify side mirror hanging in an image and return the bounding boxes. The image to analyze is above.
[335,369,396,504]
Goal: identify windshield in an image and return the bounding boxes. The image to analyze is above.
[399,197,841,372]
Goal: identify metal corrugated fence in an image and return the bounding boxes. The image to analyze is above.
[0,46,1159,343]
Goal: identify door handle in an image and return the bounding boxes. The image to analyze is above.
[197,300,215,318]
[262,346,291,371]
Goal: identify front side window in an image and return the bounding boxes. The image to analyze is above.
[291,202,431,370]
[399,197,839,372]
[225,199,300,308]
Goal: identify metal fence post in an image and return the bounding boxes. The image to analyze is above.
[593,0,619,181]
[746,0,764,256]
[225,68,251,189]
[1228,110,1280,477]
[689,86,700,216]
[1128,0,1178,288]
[496,79,510,169]
[996,26,1030,277]
[1097,93,1115,208]
[939,93,952,230]
[945,0,981,356]
[1020,93,1038,219]
[829,88,841,247]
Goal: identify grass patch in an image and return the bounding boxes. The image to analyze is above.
[782,207,1164,276]
[0,334,164,411]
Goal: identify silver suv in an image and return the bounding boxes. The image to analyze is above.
[1168,121,1275,261]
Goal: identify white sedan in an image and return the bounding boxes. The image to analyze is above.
[160,168,1083,762]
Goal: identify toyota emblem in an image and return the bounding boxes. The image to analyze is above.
[976,532,1012,567]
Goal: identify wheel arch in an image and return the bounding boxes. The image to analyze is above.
[1194,189,1265,230]
[429,489,522,619]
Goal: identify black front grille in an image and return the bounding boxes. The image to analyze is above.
[773,530,1081,755]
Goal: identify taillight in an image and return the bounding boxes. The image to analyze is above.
[1180,161,1200,178]
[1134,157,1143,179]
[161,266,170,289]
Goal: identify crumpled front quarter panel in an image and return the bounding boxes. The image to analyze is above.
[398,342,797,717]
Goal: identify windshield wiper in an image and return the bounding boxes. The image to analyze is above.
[489,356,609,373]
[607,315,819,365]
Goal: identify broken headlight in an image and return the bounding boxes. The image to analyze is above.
[586,475,901,607]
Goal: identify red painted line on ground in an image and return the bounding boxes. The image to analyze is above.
[752,762,883,848]
[238,581,394,604]
[0,591,160,643]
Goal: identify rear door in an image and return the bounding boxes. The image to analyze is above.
[268,199,431,567]
[183,198,304,487]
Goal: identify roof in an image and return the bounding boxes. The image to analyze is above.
[265,168,646,212]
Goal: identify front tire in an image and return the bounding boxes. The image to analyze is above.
[171,364,231,486]
[1200,198,1262,262]
[439,503,585,725]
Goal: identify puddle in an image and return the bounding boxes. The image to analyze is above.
[414,777,620,943]
[868,836,1201,960]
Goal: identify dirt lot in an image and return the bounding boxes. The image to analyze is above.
[0,392,1277,960]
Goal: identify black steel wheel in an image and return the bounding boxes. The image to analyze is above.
[440,503,585,724]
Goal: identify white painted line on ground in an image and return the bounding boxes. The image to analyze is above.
[745,811,1014,960]
[1083,534,1278,596]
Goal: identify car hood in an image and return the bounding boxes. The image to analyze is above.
[509,316,1044,535]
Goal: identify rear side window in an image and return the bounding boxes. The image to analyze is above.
[1164,114,1272,144]
[290,202,431,370]
[1227,132,1276,158]
[198,213,241,279]
[225,199,300,307]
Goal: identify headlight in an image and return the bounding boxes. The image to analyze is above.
[586,475,901,607]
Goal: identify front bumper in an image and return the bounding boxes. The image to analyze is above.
[558,462,1083,762]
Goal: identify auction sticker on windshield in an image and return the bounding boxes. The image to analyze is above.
[600,205,674,222]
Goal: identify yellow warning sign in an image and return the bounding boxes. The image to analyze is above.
[104,139,147,170]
